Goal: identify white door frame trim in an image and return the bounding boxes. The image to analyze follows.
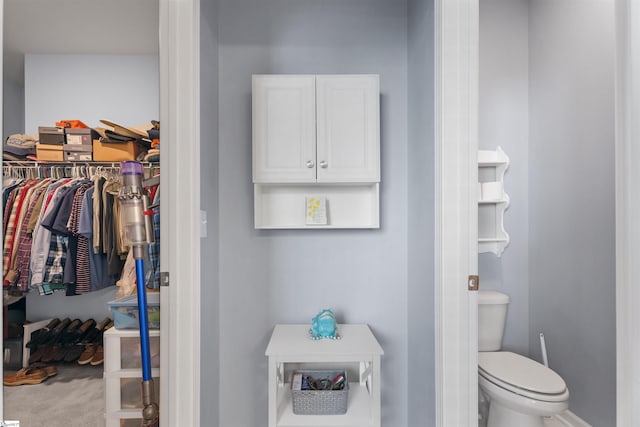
[434,0,479,426]
[615,1,638,426]
[159,0,201,425]
[437,0,636,425]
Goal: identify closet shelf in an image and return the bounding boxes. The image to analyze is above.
[3,160,159,168]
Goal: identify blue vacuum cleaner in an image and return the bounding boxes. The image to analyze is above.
[119,161,159,427]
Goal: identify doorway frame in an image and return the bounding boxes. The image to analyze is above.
[158,0,201,425]
[437,1,637,426]
[614,1,638,426]
[0,0,202,424]
[434,0,479,426]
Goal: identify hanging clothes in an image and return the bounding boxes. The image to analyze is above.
[2,163,160,296]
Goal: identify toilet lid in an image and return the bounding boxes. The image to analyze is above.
[479,352,567,396]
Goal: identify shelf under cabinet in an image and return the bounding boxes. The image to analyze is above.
[277,383,374,427]
[254,183,379,229]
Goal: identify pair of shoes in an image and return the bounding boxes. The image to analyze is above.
[77,344,105,366]
[3,366,52,386]
[56,319,98,362]
[78,320,113,366]
[80,317,112,345]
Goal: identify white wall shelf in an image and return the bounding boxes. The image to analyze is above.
[252,74,380,229]
[478,147,510,256]
[265,324,383,427]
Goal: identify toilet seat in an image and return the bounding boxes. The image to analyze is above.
[479,352,569,402]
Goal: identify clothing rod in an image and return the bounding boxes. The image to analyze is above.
[2,161,159,168]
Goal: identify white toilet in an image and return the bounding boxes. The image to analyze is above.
[478,290,570,427]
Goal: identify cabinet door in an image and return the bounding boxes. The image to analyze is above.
[316,75,380,182]
[252,75,317,183]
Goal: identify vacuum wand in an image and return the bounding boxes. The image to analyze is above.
[119,161,159,427]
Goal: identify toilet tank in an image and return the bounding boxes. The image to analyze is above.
[478,290,510,351]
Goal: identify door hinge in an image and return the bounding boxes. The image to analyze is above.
[468,275,479,291]
[160,271,170,287]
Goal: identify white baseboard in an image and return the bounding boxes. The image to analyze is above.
[553,410,592,427]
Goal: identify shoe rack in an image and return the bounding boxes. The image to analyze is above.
[104,327,160,427]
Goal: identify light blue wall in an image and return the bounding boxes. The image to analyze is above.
[26,286,116,321]
[24,54,158,132]
[216,1,410,426]
[407,0,435,425]
[528,1,615,425]
[478,0,530,355]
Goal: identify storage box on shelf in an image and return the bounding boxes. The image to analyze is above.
[36,144,64,161]
[93,139,144,162]
[108,293,160,330]
[104,327,160,427]
[38,126,65,145]
[291,369,349,415]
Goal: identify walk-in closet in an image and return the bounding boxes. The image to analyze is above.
[2,1,162,425]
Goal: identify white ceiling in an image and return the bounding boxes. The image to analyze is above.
[3,0,159,83]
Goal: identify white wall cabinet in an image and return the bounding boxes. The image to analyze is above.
[478,147,510,256]
[252,74,380,229]
[265,324,383,427]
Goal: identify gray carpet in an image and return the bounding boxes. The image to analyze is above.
[4,364,105,427]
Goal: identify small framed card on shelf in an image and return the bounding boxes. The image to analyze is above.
[306,196,327,225]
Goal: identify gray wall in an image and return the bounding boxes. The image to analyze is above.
[216,1,410,425]
[407,0,435,425]
[200,0,220,425]
[528,0,615,425]
[3,78,23,138]
[479,0,530,355]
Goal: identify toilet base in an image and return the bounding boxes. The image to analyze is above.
[488,401,545,427]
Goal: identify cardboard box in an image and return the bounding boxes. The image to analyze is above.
[36,144,64,161]
[63,144,92,161]
[38,126,65,145]
[92,139,144,162]
[65,128,97,145]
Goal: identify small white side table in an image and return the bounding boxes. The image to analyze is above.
[265,324,384,427]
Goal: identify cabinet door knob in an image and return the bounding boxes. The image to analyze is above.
[306,160,315,168]
[319,161,328,168]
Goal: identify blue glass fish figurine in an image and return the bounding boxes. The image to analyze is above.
[310,308,339,340]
